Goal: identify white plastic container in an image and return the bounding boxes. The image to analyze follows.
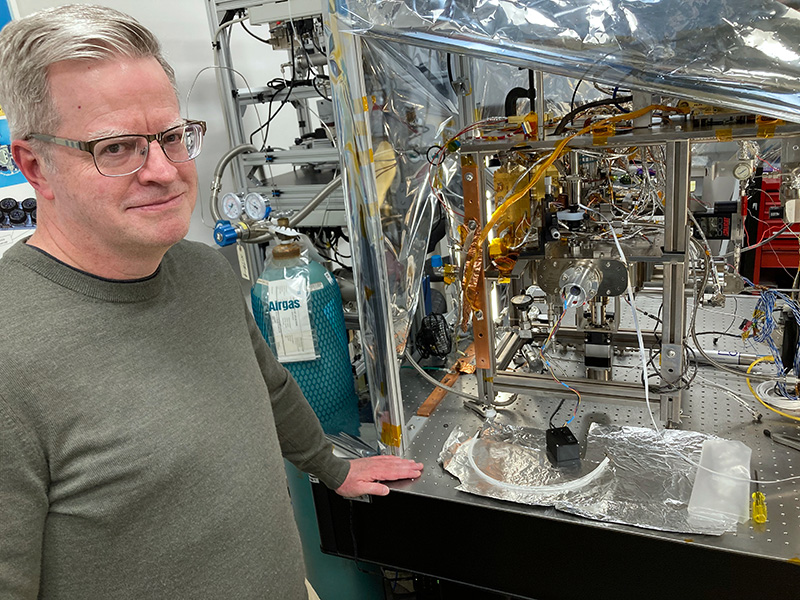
[688,438,752,528]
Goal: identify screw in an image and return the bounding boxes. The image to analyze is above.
[667,349,676,358]
[475,310,484,320]
[606,289,611,295]
[553,261,558,267]
[468,220,477,230]
[605,262,611,268]
[794,145,799,151]
[465,172,474,182]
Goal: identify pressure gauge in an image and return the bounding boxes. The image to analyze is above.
[219,192,243,221]
[244,192,270,221]
[733,162,753,181]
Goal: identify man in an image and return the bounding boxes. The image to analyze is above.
[0,5,422,599]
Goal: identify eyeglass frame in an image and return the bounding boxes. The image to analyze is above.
[27,119,207,177]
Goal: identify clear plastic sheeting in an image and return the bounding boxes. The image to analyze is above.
[361,39,459,351]
[472,63,609,121]
[332,0,800,123]
[440,421,738,535]
[326,7,459,451]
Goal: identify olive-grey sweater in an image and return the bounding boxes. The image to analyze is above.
[0,239,350,599]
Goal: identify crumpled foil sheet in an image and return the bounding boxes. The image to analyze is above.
[333,0,800,122]
[440,421,734,535]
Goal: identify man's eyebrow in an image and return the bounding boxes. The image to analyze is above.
[86,128,131,140]
[86,121,185,140]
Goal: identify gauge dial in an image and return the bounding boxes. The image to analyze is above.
[244,193,269,221]
[733,162,753,181]
[219,192,243,220]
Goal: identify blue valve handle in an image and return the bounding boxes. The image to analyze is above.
[213,220,239,247]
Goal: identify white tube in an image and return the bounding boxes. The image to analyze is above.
[465,437,610,494]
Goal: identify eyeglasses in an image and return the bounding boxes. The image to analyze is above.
[28,120,207,177]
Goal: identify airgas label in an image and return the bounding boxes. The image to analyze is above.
[268,299,302,311]
[266,278,317,363]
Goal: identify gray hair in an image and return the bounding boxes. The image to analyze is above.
[0,4,176,142]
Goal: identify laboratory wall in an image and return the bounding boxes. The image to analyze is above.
[13,0,297,246]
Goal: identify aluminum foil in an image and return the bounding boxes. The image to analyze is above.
[441,421,736,535]
[332,0,800,123]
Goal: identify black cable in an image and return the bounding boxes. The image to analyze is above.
[653,302,663,345]
[682,343,699,388]
[240,21,271,44]
[446,52,456,94]
[219,9,238,27]
[554,95,634,136]
[311,33,325,55]
[694,331,742,339]
[504,87,530,117]
[549,398,566,429]
[724,296,739,335]
[570,79,583,113]
[249,82,294,147]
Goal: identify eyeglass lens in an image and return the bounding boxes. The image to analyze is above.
[93,122,204,176]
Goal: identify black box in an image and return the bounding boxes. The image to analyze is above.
[546,426,580,465]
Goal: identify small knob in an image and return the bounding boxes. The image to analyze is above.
[213,220,238,247]
[8,208,27,225]
[21,198,36,213]
[0,197,18,213]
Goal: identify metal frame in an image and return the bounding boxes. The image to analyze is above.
[325,1,800,444]
[205,0,266,278]
[205,0,341,278]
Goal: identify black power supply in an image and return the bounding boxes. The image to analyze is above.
[546,426,580,466]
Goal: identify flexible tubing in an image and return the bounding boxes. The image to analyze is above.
[209,144,259,221]
[747,356,800,423]
[404,349,480,402]
[466,437,610,493]
[755,380,800,411]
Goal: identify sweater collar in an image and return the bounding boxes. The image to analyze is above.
[5,239,166,303]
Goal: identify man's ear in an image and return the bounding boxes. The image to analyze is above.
[11,140,56,201]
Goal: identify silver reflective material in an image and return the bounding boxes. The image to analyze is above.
[441,421,735,535]
[333,0,800,122]
[327,15,461,452]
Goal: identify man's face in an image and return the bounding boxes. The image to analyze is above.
[37,56,197,258]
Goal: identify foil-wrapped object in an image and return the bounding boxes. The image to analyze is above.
[441,421,737,535]
[333,0,800,122]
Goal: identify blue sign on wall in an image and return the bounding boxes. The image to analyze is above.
[0,1,10,26]
[1,1,28,188]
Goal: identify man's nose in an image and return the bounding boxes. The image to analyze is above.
[137,139,178,182]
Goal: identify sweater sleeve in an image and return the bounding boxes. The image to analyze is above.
[245,308,351,490]
[0,395,49,599]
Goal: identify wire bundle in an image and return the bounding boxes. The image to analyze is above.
[742,277,800,400]
[539,299,583,428]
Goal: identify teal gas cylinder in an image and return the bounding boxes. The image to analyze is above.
[251,240,360,436]
[252,241,381,599]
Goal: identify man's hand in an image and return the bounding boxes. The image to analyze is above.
[335,456,424,497]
